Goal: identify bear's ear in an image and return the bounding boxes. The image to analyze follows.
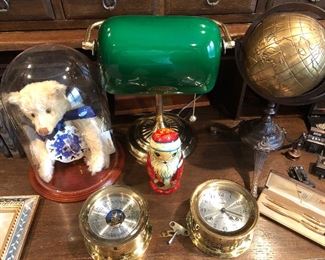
[51,82,67,97]
[7,92,21,106]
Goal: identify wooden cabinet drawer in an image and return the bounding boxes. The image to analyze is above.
[62,0,154,19]
[0,0,54,21]
[165,0,257,15]
[266,0,325,10]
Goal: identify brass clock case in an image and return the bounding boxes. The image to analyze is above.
[79,185,152,260]
[187,179,259,258]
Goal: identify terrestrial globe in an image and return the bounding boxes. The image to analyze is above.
[244,12,325,99]
[236,3,325,150]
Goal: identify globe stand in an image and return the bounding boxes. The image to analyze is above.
[238,102,285,150]
[128,94,195,164]
[238,102,285,198]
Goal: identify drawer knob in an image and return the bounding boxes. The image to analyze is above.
[206,0,221,6]
[0,0,9,12]
[102,0,117,10]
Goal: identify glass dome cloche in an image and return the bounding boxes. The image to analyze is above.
[0,44,124,202]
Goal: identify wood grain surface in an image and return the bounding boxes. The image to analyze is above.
[0,108,324,259]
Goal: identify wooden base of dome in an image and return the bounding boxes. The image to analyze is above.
[28,141,125,202]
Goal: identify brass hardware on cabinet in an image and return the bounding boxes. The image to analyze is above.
[102,0,117,10]
[0,0,9,12]
[206,0,221,6]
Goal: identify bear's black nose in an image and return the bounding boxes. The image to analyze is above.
[163,161,167,164]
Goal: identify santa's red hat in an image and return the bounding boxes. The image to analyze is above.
[150,128,181,152]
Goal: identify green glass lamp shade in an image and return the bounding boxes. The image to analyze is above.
[98,16,222,95]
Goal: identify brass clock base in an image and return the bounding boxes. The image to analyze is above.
[84,222,152,260]
[186,214,254,258]
[128,113,195,164]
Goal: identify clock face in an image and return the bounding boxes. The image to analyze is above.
[87,194,141,241]
[198,187,250,233]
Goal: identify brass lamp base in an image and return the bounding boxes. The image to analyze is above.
[128,113,195,164]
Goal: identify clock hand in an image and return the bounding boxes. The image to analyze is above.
[204,210,222,218]
[221,208,243,218]
[224,198,245,211]
[224,200,238,210]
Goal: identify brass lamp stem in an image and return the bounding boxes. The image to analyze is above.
[154,94,166,130]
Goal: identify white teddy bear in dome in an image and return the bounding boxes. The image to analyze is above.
[7,80,114,183]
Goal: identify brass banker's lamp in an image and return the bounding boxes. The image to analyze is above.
[83,16,234,163]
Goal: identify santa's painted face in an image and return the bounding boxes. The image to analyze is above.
[149,147,182,187]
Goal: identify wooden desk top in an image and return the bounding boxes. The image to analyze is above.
[1,109,324,259]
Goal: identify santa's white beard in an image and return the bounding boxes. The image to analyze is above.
[151,154,181,187]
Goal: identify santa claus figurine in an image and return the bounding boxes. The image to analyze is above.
[147,128,184,194]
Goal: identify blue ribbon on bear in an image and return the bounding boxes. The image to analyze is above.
[39,105,96,141]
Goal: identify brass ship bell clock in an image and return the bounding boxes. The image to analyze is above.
[79,185,152,259]
[186,179,259,258]
[162,180,259,258]
[82,16,235,163]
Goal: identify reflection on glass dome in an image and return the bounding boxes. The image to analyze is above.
[2,44,100,103]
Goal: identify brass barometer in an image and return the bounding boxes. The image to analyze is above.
[186,179,259,258]
[79,185,152,259]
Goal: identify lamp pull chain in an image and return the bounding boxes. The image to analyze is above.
[177,94,200,122]
[189,94,197,122]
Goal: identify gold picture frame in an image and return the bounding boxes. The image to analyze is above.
[0,195,39,260]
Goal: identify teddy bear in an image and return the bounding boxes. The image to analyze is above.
[7,80,114,183]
